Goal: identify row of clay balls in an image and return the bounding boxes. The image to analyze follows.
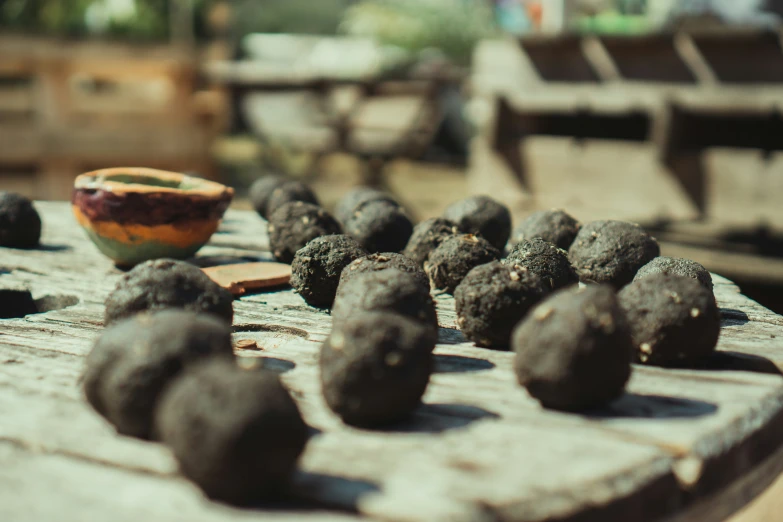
[251,175,721,414]
[83,259,309,505]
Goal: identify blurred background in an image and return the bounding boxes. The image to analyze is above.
[1,0,782,309]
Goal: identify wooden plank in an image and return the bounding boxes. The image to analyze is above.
[2,202,783,522]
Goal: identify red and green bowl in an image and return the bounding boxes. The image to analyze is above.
[72,167,234,267]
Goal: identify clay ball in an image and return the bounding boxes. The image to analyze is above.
[339,252,430,294]
[335,187,399,225]
[634,256,712,290]
[618,274,720,367]
[265,180,319,218]
[425,234,501,294]
[344,200,413,254]
[505,237,579,291]
[290,234,367,307]
[0,192,41,248]
[83,310,234,439]
[321,311,435,427]
[249,175,285,218]
[267,201,342,264]
[568,220,660,289]
[403,218,461,267]
[333,269,438,329]
[104,258,234,326]
[511,209,581,250]
[455,261,549,348]
[156,358,309,505]
[513,285,633,411]
[442,195,511,251]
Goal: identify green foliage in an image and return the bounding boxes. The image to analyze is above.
[232,0,349,37]
[340,0,498,65]
[0,0,210,41]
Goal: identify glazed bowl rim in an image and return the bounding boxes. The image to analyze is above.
[74,167,233,198]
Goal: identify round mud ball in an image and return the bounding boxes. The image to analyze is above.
[265,180,319,218]
[455,261,549,349]
[339,252,430,294]
[335,187,398,225]
[425,234,501,294]
[0,287,38,319]
[104,258,234,326]
[332,269,438,329]
[0,192,41,248]
[155,358,309,505]
[403,218,461,267]
[512,285,634,411]
[634,256,712,290]
[267,201,342,264]
[568,220,660,289]
[249,175,285,218]
[344,200,413,254]
[82,311,234,439]
[442,195,511,251]
[290,234,367,308]
[320,311,435,427]
[505,238,579,291]
[618,274,720,367]
[511,209,581,250]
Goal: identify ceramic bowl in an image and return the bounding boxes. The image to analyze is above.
[72,167,234,266]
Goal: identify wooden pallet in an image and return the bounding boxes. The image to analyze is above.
[468,29,783,230]
[0,35,226,200]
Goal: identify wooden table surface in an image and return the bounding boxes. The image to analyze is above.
[3,202,783,522]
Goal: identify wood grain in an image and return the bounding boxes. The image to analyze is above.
[2,202,783,522]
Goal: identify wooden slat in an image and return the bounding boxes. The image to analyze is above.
[1,203,783,521]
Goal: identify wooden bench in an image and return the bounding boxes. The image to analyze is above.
[2,201,783,521]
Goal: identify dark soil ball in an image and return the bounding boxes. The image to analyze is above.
[155,358,309,505]
[83,311,234,439]
[265,180,319,218]
[290,235,367,307]
[0,192,41,248]
[0,287,38,318]
[320,311,435,427]
[425,234,501,294]
[339,252,430,294]
[104,259,234,326]
[442,195,511,251]
[332,270,438,329]
[511,209,581,250]
[344,200,413,253]
[267,202,342,264]
[249,175,285,218]
[335,187,398,225]
[634,256,713,290]
[455,261,549,349]
[402,218,461,267]
[568,220,660,289]
[618,274,720,367]
[505,238,579,291]
[513,285,633,411]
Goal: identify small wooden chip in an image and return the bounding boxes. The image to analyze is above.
[234,339,259,350]
[202,262,291,296]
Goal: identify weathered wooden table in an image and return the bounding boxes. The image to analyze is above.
[3,202,783,522]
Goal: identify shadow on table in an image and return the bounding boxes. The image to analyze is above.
[188,255,264,268]
[437,327,467,345]
[378,403,500,434]
[434,354,495,374]
[696,350,783,376]
[720,308,750,326]
[585,393,718,420]
[287,472,381,513]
